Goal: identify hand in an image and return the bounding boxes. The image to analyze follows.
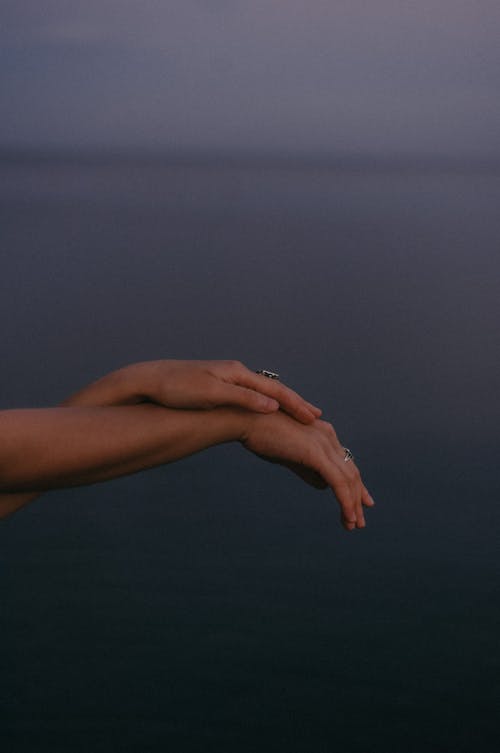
[65,360,322,425]
[240,411,375,531]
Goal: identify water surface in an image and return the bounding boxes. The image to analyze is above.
[1,154,499,752]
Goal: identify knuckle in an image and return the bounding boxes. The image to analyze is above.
[335,476,351,493]
[225,359,243,370]
[349,465,361,482]
[276,383,291,398]
[340,473,358,498]
[320,421,338,440]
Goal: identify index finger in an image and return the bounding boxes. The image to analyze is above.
[233,367,322,424]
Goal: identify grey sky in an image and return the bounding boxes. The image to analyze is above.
[1,1,500,154]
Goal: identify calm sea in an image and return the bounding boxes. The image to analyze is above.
[1,153,499,752]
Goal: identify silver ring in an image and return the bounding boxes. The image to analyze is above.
[256,369,280,380]
[343,447,354,463]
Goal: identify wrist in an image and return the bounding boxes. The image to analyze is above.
[61,364,151,407]
[115,362,156,403]
[102,361,166,405]
[205,406,255,445]
[235,409,259,445]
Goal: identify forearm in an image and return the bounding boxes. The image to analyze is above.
[0,404,247,494]
[0,492,39,518]
[0,377,141,516]
[62,364,147,407]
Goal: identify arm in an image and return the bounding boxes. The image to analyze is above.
[0,405,374,530]
[241,410,375,531]
[0,491,39,519]
[1,359,320,518]
[0,405,245,495]
[62,359,321,423]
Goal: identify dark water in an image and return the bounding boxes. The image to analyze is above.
[1,154,499,752]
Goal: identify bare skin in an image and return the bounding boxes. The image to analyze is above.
[241,411,374,530]
[0,360,374,529]
[62,360,322,423]
[1,359,320,518]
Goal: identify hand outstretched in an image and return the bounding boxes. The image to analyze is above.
[240,411,375,531]
[65,360,321,425]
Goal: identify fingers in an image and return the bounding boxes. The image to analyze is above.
[314,431,374,532]
[332,447,375,530]
[215,363,375,533]
[341,463,368,531]
[286,418,375,532]
[249,376,321,424]
[334,476,364,531]
[339,475,375,531]
[361,485,376,508]
[214,382,280,413]
[227,363,322,424]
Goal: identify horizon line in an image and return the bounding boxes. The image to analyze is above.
[2,145,500,173]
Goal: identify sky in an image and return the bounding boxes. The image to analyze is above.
[1,0,500,155]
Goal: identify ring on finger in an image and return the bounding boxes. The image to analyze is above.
[256,369,280,380]
[343,447,354,463]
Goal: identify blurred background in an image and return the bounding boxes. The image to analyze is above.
[1,3,499,752]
